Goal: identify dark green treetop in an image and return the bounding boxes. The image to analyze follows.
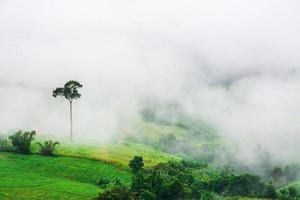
[53,80,82,102]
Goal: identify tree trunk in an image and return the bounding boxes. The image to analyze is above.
[69,101,73,141]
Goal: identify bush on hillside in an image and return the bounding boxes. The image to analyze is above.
[112,178,122,185]
[158,133,177,153]
[96,178,110,187]
[94,186,130,200]
[96,178,122,188]
[0,136,14,152]
[9,130,36,154]
[129,156,144,172]
[278,186,298,200]
[37,140,60,156]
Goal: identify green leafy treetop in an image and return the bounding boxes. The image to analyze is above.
[53,80,82,141]
[53,80,82,102]
[129,156,144,172]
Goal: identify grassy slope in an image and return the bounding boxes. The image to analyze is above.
[0,152,131,200]
[50,141,179,169]
[0,149,264,200]
[128,117,224,162]
[132,117,217,141]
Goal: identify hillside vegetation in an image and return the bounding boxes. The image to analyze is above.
[0,103,299,199]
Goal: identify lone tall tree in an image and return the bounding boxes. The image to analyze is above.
[53,80,82,141]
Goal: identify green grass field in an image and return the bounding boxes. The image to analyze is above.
[49,141,179,169]
[0,152,132,200]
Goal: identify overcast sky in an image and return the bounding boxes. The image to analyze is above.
[1,0,300,162]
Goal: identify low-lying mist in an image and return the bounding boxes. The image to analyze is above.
[1,0,300,165]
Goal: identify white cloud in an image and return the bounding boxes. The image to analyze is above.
[0,0,300,161]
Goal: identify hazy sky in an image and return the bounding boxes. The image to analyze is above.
[1,0,300,162]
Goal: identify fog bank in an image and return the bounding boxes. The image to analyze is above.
[1,0,300,162]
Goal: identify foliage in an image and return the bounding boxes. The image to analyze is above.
[158,133,177,153]
[0,136,14,152]
[9,130,36,154]
[97,158,282,200]
[113,178,122,186]
[278,186,298,200]
[94,186,130,200]
[198,190,215,200]
[37,140,60,156]
[128,160,217,200]
[270,166,284,182]
[226,174,265,196]
[53,80,83,102]
[129,156,144,172]
[284,164,300,183]
[263,183,277,200]
[96,178,110,187]
[97,160,213,200]
[139,190,156,200]
[209,173,267,197]
[145,122,218,162]
[96,178,122,188]
[267,165,300,187]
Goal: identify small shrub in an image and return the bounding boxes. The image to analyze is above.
[37,140,60,156]
[96,178,121,188]
[112,178,122,186]
[0,136,14,152]
[139,190,156,200]
[96,178,110,187]
[129,156,144,172]
[95,186,130,200]
[278,186,298,200]
[9,130,36,154]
